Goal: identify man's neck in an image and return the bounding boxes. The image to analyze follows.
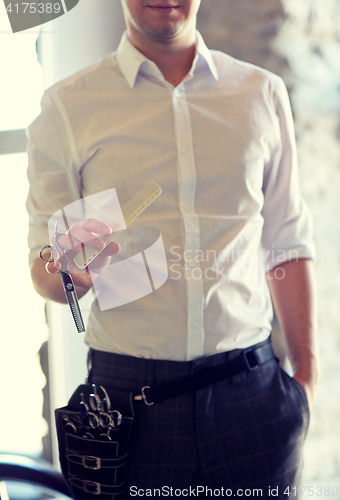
[128,28,197,88]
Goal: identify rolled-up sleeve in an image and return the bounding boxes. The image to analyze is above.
[26,90,82,266]
[261,77,316,270]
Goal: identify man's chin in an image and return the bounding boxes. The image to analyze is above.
[143,23,181,43]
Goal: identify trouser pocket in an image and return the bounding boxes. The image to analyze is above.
[279,366,310,430]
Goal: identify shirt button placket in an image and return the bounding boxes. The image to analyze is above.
[172,85,204,360]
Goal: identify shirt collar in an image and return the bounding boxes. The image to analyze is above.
[195,31,219,81]
[116,31,219,89]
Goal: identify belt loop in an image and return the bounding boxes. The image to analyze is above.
[145,358,155,388]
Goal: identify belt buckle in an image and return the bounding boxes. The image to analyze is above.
[82,480,101,495]
[242,347,258,371]
[82,455,101,470]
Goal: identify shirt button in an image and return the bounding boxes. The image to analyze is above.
[174,89,181,98]
[189,260,196,268]
[181,146,188,155]
[191,322,200,330]
[184,204,192,211]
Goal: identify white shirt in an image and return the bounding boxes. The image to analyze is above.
[26,32,315,361]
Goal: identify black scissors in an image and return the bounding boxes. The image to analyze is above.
[39,222,85,333]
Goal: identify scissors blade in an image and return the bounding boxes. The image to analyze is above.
[59,269,85,333]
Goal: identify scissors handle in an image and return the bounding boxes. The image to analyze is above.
[39,245,55,263]
[38,223,86,334]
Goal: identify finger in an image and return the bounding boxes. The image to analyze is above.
[51,233,82,251]
[70,218,112,238]
[87,242,121,274]
[45,260,60,274]
[52,232,87,252]
[101,241,121,257]
[67,220,112,250]
[53,247,66,266]
[53,233,83,252]
[51,220,112,251]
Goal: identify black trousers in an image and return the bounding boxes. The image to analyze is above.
[89,337,310,499]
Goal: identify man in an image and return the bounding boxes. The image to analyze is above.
[27,0,320,497]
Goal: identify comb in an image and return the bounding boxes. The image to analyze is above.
[73,180,162,270]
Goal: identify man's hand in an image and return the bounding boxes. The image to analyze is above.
[293,370,318,409]
[267,259,321,409]
[31,218,120,303]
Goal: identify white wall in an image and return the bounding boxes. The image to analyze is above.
[38,0,125,87]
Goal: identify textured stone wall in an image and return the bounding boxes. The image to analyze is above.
[197,0,340,487]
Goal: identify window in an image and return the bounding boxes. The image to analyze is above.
[0,6,47,456]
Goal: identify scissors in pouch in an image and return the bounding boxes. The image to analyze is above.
[39,222,85,333]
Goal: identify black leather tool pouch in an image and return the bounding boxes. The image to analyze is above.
[55,384,134,499]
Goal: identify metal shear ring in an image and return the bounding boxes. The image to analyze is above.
[55,230,67,249]
[39,245,55,263]
[88,413,99,429]
[99,413,112,428]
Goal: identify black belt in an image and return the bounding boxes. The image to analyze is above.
[134,340,276,405]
